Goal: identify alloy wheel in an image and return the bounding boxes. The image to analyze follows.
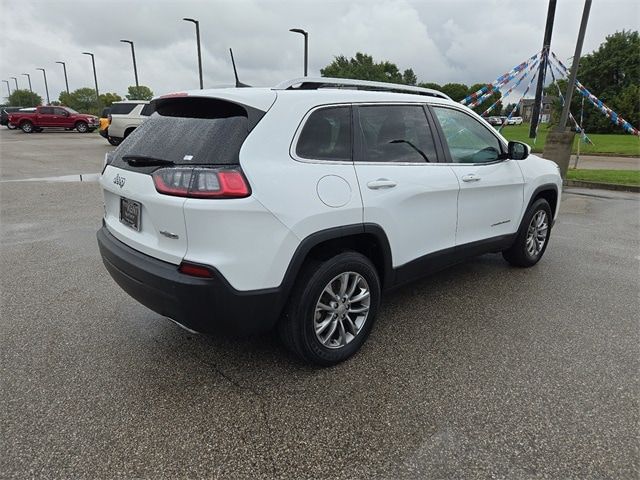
[526,210,548,257]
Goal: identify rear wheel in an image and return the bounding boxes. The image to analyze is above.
[503,198,552,267]
[278,251,381,366]
[107,137,122,146]
[75,121,88,133]
[20,121,33,133]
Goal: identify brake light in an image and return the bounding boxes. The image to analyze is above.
[152,167,250,199]
[178,262,213,278]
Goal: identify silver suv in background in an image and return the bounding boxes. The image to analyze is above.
[103,101,154,146]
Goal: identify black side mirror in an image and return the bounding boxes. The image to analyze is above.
[508,141,530,160]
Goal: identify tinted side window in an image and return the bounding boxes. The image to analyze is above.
[39,107,54,115]
[140,104,155,116]
[110,103,137,115]
[296,107,351,161]
[54,108,68,116]
[356,105,436,163]
[432,107,503,163]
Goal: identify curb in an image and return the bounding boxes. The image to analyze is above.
[563,179,640,193]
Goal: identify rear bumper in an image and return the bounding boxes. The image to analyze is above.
[97,225,284,335]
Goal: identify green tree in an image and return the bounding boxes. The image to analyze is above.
[7,89,42,107]
[99,92,123,107]
[418,82,441,90]
[59,87,100,114]
[440,83,468,102]
[126,85,154,101]
[321,53,415,84]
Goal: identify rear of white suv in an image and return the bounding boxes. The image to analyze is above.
[104,101,154,146]
[98,80,561,366]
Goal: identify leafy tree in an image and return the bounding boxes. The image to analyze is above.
[440,83,468,102]
[126,85,154,101]
[59,88,100,114]
[99,92,123,107]
[321,53,416,84]
[547,30,639,133]
[418,82,441,90]
[7,89,42,107]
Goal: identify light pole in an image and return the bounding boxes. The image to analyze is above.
[120,40,139,88]
[56,61,69,93]
[183,18,203,89]
[2,80,10,97]
[289,28,309,77]
[82,52,100,101]
[22,73,32,92]
[36,68,50,104]
[10,76,18,90]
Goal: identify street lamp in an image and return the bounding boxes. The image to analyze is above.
[289,28,309,77]
[36,68,50,104]
[82,52,100,100]
[10,76,18,90]
[55,61,69,93]
[2,80,10,97]
[183,18,203,89]
[120,40,139,87]
[21,73,32,92]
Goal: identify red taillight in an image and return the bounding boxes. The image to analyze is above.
[152,167,250,199]
[178,262,213,278]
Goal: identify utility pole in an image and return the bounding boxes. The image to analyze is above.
[289,28,309,76]
[22,73,32,92]
[183,18,203,89]
[82,52,100,101]
[2,80,10,97]
[56,61,70,93]
[529,0,557,138]
[120,40,139,87]
[36,68,50,104]
[557,0,592,131]
[10,77,18,90]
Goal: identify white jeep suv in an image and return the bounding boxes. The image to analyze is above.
[97,78,561,366]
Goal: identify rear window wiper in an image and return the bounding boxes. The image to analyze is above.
[122,155,175,167]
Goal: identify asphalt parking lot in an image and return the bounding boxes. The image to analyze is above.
[1,128,638,479]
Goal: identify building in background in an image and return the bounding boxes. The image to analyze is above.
[521,96,557,123]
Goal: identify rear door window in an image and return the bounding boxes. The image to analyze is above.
[140,104,155,116]
[356,105,437,163]
[110,103,137,115]
[295,106,351,161]
[39,107,54,115]
[110,98,256,171]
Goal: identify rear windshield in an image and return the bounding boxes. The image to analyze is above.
[110,103,137,115]
[110,98,252,169]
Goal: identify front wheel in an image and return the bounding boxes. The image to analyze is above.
[7,123,16,130]
[503,198,552,267]
[278,251,381,366]
[75,121,88,133]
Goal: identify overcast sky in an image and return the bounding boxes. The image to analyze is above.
[1,0,638,102]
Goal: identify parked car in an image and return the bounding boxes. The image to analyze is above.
[102,101,154,146]
[8,106,98,133]
[507,116,524,125]
[97,77,562,366]
[1,106,25,129]
[487,116,503,126]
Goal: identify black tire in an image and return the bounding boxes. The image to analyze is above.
[278,251,381,366]
[75,121,88,133]
[7,123,16,130]
[107,137,122,146]
[20,121,33,133]
[503,198,552,267]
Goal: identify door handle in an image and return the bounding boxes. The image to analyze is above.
[461,174,481,182]
[367,179,397,190]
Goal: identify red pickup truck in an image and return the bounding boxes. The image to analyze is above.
[8,106,99,134]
